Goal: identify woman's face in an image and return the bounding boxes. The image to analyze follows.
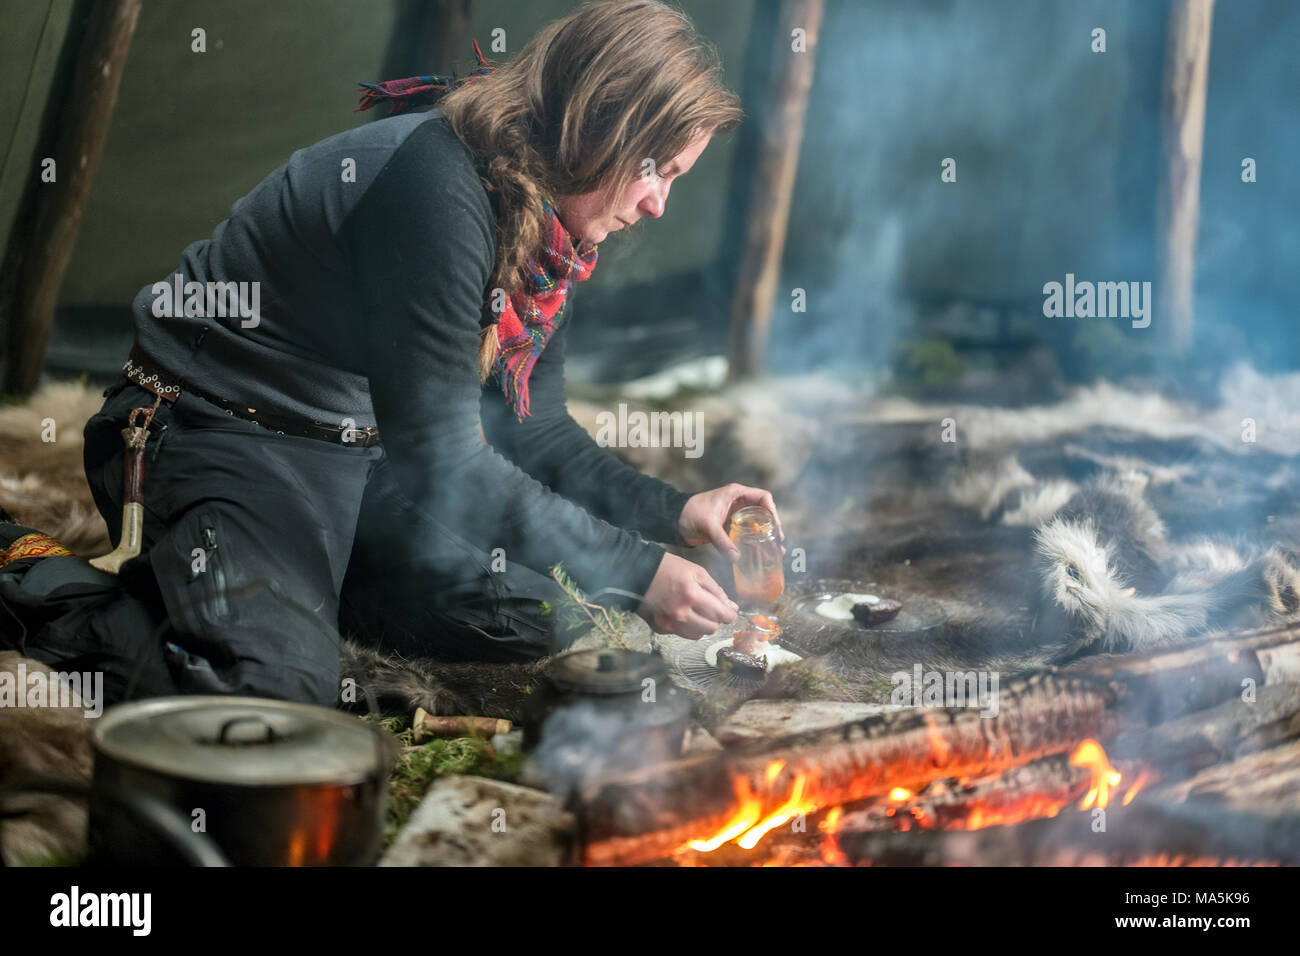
[554,131,713,244]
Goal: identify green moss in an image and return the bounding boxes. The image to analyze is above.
[11,849,85,867]
[380,728,524,845]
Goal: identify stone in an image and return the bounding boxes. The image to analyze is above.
[380,775,574,867]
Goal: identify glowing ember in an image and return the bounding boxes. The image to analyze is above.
[818,807,847,865]
[888,787,913,801]
[963,795,1073,830]
[1070,739,1122,809]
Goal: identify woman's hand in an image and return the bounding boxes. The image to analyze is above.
[636,552,738,638]
[677,483,784,561]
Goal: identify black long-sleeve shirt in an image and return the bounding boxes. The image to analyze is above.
[130,109,689,605]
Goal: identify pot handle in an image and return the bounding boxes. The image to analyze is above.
[217,714,278,745]
[0,779,230,867]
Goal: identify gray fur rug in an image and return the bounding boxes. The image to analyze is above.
[4,365,1300,718]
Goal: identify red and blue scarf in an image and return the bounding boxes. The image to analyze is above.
[356,42,599,420]
[355,40,495,115]
[489,206,598,419]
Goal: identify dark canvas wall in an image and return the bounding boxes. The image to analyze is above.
[1,0,1296,382]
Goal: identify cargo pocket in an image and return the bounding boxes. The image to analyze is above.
[151,508,235,643]
[195,514,231,619]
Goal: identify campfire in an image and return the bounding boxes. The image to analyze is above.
[669,736,1137,866]
[569,623,1300,866]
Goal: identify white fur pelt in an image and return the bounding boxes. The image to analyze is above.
[1022,471,1300,657]
[910,363,1300,659]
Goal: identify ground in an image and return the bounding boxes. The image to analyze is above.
[4,351,1300,855]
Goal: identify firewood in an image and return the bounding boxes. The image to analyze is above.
[1150,738,1300,810]
[411,708,511,742]
[831,798,1300,866]
[730,624,1300,758]
[1110,683,1300,772]
[578,626,1300,864]
[834,754,1147,835]
[578,671,1124,865]
[1063,622,1300,722]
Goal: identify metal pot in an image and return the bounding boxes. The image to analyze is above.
[88,696,391,866]
[524,649,691,787]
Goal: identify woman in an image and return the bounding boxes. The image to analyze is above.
[1,0,782,708]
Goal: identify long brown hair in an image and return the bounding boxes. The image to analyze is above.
[441,0,742,342]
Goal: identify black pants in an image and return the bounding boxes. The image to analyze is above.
[339,454,580,663]
[2,381,573,708]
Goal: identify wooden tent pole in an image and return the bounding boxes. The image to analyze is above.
[1,0,142,398]
[1155,0,1214,354]
[725,0,823,382]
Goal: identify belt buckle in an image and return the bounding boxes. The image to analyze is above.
[341,424,379,447]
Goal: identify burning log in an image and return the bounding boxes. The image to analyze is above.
[723,624,1300,758]
[670,684,1300,858]
[578,625,1300,864]
[578,671,1124,865]
[836,753,1146,835]
[830,798,1300,866]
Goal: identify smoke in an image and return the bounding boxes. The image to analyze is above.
[756,0,1300,379]
[525,696,684,800]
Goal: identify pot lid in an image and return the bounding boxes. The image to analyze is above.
[551,649,669,695]
[91,696,388,787]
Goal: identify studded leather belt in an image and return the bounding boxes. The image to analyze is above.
[122,344,382,447]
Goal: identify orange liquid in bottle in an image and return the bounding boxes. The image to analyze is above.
[729,507,784,607]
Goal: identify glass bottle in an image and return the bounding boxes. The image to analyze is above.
[728,505,784,608]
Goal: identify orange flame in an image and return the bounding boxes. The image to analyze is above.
[963,795,1073,830]
[923,714,951,764]
[682,738,1151,864]
[1122,769,1149,806]
[1070,739,1122,809]
[688,774,764,852]
[818,806,847,865]
[738,773,814,849]
[687,761,818,854]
